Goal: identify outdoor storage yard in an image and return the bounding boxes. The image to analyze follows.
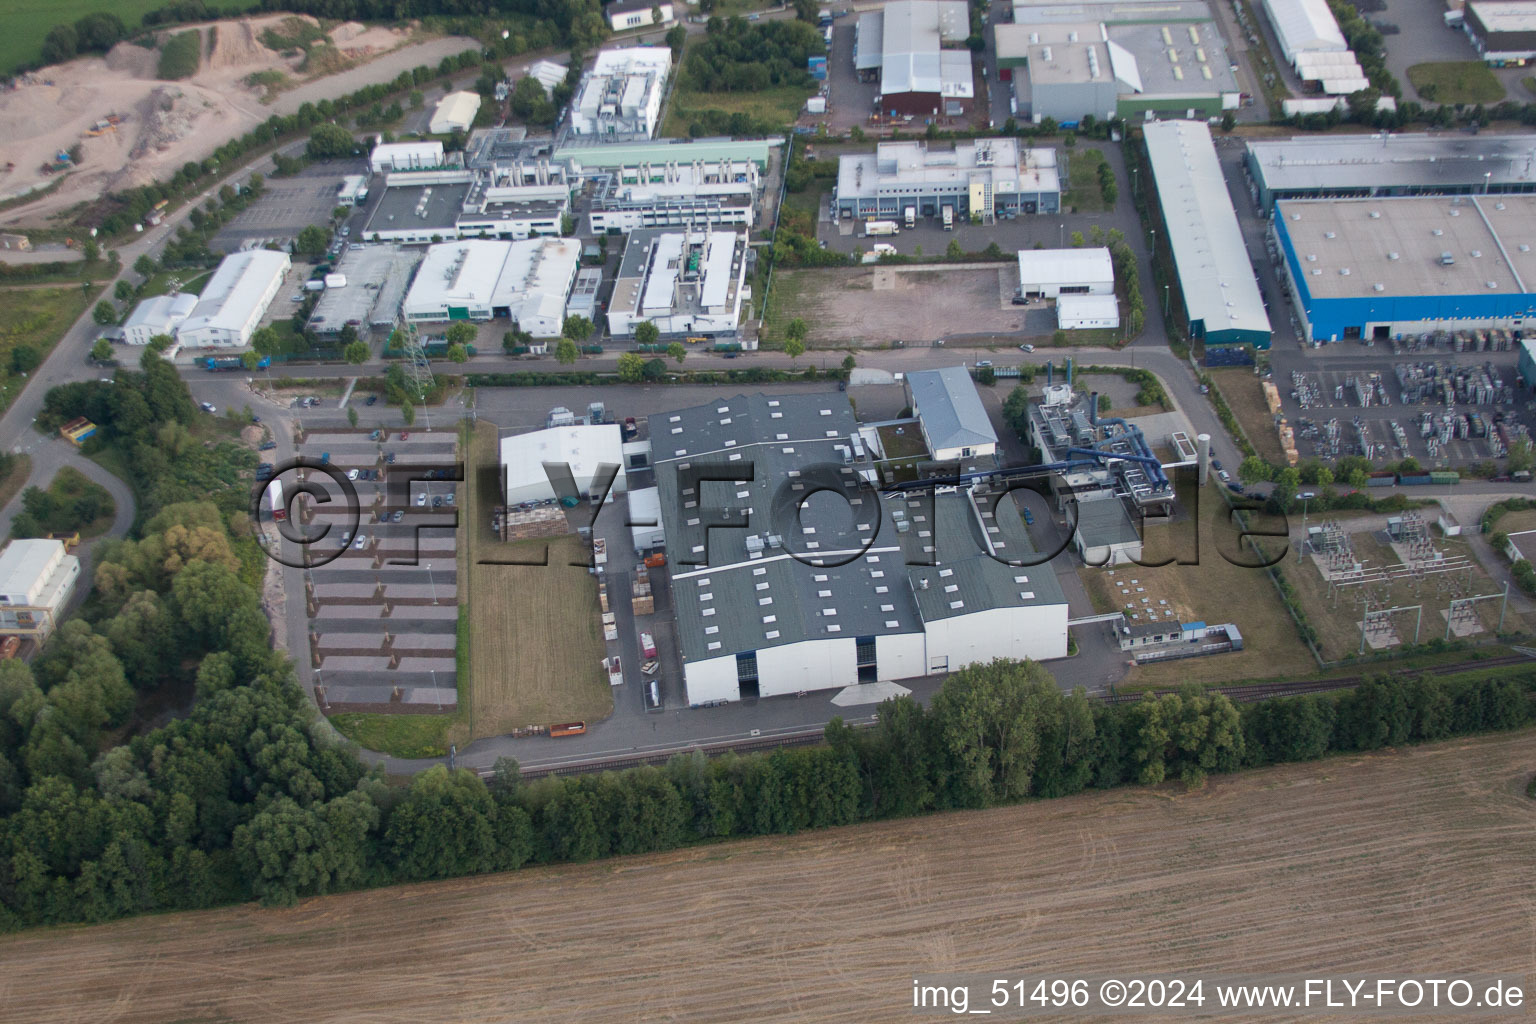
[767,266,1029,346]
[464,421,610,737]
[3,729,1533,1022]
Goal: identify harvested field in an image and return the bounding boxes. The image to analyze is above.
[768,266,1026,346]
[3,730,1534,1022]
[464,421,610,737]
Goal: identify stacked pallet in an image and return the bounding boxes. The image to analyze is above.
[632,565,654,616]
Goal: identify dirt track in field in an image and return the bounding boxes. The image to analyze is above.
[4,732,1535,1023]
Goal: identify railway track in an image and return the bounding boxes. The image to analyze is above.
[507,654,1534,778]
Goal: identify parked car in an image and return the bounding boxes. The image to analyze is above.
[340,531,352,546]
[975,360,992,368]
[416,493,427,506]
[365,395,377,406]
[353,534,367,549]
[1019,343,1035,353]
[1218,469,1231,482]
[199,402,216,413]
[1211,458,1223,472]
[1011,295,1030,306]
[385,453,396,464]
[391,510,404,523]
[432,495,443,507]
[1022,508,1034,525]
[259,441,277,451]
[347,469,359,481]
[445,493,455,505]
[400,431,411,440]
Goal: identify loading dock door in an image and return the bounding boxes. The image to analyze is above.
[447,306,470,320]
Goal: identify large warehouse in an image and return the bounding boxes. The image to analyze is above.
[607,227,750,338]
[1143,120,1271,347]
[856,0,975,118]
[995,3,1241,122]
[834,138,1061,221]
[650,392,1069,705]
[1244,133,1536,213]
[1017,246,1114,298]
[429,91,482,135]
[401,238,580,333]
[176,250,291,349]
[1464,1,1536,64]
[501,423,627,506]
[1272,194,1536,343]
[568,47,673,139]
[370,141,447,174]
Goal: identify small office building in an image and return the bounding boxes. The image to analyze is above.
[1017,246,1114,298]
[0,538,81,642]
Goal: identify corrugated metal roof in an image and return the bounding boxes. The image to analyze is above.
[907,366,998,451]
[1257,0,1347,64]
[1143,120,1270,339]
[178,250,290,338]
[1249,133,1536,193]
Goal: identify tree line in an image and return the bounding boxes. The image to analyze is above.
[683,17,824,94]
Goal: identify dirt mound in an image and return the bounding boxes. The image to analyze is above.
[103,41,158,78]
[329,21,367,44]
[206,20,277,71]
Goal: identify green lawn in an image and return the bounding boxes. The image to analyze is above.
[1062,147,1110,213]
[328,712,455,759]
[0,285,100,416]
[0,0,247,75]
[1408,61,1505,104]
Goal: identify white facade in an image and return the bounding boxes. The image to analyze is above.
[0,539,81,641]
[402,238,579,334]
[121,291,197,346]
[457,184,572,241]
[337,174,369,205]
[588,159,760,235]
[502,424,627,506]
[608,0,675,30]
[1017,246,1114,298]
[370,141,446,174]
[570,47,673,139]
[175,250,290,349]
[429,91,483,135]
[607,228,749,337]
[1057,293,1121,330]
[680,606,1068,705]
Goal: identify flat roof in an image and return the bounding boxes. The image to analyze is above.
[1018,246,1114,285]
[856,10,884,69]
[124,291,197,331]
[611,227,747,319]
[307,245,422,332]
[501,424,624,492]
[879,0,973,96]
[1108,20,1238,95]
[364,181,472,237]
[1057,293,1121,317]
[1469,0,1536,31]
[1247,133,1536,192]
[1144,120,1271,337]
[1013,0,1222,23]
[837,138,1060,196]
[1274,195,1536,299]
[1075,495,1142,547]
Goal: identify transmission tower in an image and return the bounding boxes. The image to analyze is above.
[396,316,434,401]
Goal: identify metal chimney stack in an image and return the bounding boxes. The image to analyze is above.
[1197,433,1211,486]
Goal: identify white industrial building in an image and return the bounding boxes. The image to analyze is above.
[607,0,674,30]
[1143,120,1272,348]
[0,538,81,642]
[607,228,750,338]
[904,366,999,461]
[429,91,483,135]
[857,0,975,117]
[336,174,370,205]
[121,291,197,346]
[588,158,762,234]
[370,140,447,175]
[649,392,1068,706]
[402,238,580,334]
[522,59,568,96]
[1057,293,1121,330]
[1017,246,1114,298]
[501,424,627,506]
[569,47,673,139]
[834,139,1061,221]
[175,250,291,349]
[627,485,666,553]
[1258,0,1346,66]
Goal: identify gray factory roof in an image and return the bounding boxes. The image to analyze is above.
[1246,132,1536,193]
[1074,496,1143,548]
[1143,120,1271,337]
[1275,195,1536,299]
[1011,0,1222,24]
[655,392,1066,665]
[895,486,1068,620]
[655,392,923,665]
[363,181,472,238]
[1468,0,1536,33]
[306,245,421,333]
[906,366,998,451]
[877,0,974,97]
[1108,20,1238,95]
[856,11,884,69]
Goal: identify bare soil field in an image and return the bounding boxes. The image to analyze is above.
[0,17,472,224]
[768,265,1027,346]
[464,421,611,737]
[3,731,1534,1022]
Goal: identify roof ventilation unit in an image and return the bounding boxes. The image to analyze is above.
[1521,244,1532,253]
[1324,231,1336,239]
[1387,251,1400,260]
[1488,281,1499,289]
[1373,283,1385,291]
[1433,229,1444,236]
[1440,252,1455,265]
[1339,267,1350,276]
[1472,250,1483,258]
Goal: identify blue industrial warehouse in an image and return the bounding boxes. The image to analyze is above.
[1272,194,1536,344]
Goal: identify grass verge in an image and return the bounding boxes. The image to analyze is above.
[1062,147,1109,214]
[1407,61,1504,104]
[0,454,31,513]
[1209,367,1285,466]
[328,712,453,759]
[0,285,99,417]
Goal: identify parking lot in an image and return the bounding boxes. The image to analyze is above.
[1276,352,1534,467]
[278,428,462,712]
[211,161,364,253]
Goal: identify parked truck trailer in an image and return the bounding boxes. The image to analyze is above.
[865,220,899,236]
